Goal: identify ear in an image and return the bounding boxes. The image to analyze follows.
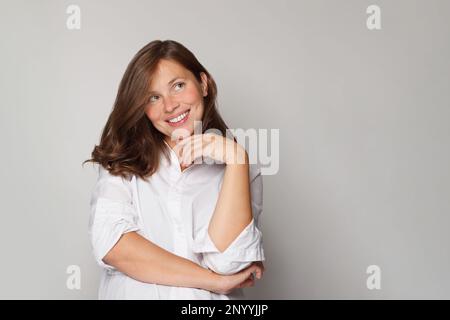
[200,72,208,97]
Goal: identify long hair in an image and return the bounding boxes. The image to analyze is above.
[82,40,231,181]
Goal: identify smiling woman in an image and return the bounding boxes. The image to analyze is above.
[84,40,229,180]
[144,58,207,140]
[83,39,265,300]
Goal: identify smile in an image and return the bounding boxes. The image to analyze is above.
[166,110,190,127]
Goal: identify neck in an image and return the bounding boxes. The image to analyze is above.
[164,137,177,150]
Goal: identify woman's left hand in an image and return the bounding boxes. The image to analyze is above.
[173,133,248,168]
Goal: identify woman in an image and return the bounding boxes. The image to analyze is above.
[83,39,265,299]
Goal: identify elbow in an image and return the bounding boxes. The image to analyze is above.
[203,254,253,275]
[101,247,121,268]
[200,225,265,275]
[91,239,122,270]
[91,229,137,270]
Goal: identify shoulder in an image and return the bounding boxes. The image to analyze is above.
[98,165,132,182]
[93,165,133,204]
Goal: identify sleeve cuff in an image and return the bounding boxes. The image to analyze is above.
[192,218,265,275]
[89,198,140,271]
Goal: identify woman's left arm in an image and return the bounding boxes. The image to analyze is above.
[178,134,265,275]
[208,151,253,252]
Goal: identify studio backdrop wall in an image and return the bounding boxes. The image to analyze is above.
[1,0,449,299]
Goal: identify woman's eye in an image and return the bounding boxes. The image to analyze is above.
[149,95,159,103]
[174,82,185,91]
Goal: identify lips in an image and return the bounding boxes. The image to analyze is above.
[165,109,190,122]
[166,109,190,127]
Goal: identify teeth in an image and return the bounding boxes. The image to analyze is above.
[168,111,189,123]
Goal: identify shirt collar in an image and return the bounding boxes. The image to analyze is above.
[161,139,198,174]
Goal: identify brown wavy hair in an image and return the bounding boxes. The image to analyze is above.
[82,39,232,182]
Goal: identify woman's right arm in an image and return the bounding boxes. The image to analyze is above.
[103,231,263,294]
[89,165,262,294]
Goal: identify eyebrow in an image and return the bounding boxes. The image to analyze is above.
[148,77,184,95]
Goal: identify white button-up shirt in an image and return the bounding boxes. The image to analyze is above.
[88,141,265,299]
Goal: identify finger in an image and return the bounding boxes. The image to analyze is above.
[180,135,203,162]
[253,264,264,279]
[254,261,265,273]
[181,142,200,166]
[236,278,251,289]
[202,141,216,163]
[180,141,192,165]
[237,277,255,289]
[174,135,197,153]
[243,264,259,280]
[232,265,255,285]
[173,138,189,158]
[181,135,213,152]
[243,273,255,282]
[190,145,205,164]
[255,266,263,279]
[177,134,202,147]
[254,268,261,280]
[182,138,210,165]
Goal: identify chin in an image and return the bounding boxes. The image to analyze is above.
[166,126,192,140]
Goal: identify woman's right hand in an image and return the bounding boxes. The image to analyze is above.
[209,262,265,295]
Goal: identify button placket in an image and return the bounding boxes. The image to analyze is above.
[167,174,188,256]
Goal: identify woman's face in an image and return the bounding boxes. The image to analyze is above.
[144,59,208,148]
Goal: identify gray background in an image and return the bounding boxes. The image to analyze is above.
[1,0,449,299]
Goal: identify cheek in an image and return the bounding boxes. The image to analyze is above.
[193,102,204,121]
[182,88,204,119]
[145,106,162,123]
[182,87,203,104]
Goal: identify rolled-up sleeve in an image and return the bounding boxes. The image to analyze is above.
[192,164,265,275]
[88,166,140,271]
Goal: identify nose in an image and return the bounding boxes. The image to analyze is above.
[163,95,179,114]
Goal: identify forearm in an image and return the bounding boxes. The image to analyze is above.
[208,150,253,252]
[103,231,218,291]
